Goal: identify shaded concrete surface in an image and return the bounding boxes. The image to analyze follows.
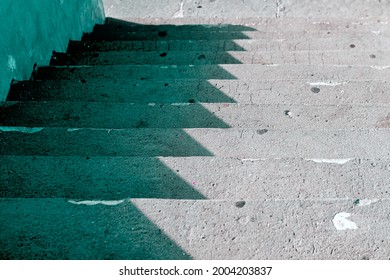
[1,1,390,259]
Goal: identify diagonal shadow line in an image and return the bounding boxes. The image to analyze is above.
[0,19,252,259]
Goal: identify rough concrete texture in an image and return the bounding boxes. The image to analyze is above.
[1,1,390,260]
[103,0,390,19]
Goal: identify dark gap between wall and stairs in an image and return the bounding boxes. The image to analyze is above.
[0,18,255,259]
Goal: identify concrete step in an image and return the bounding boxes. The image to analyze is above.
[2,102,390,129]
[51,50,390,66]
[1,198,389,259]
[1,127,389,158]
[67,36,390,53]
[33,64,390,81]
[1,156,389,200]
[82,28,390,41]
[8,79,390,105]
[103,16,390,33]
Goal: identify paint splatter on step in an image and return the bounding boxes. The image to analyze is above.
[305,158,354,165]
[308,81,346,86]
[355,199,379,206]
[332,212,357,230]
[0,127,44,133]
[68,200,125,206]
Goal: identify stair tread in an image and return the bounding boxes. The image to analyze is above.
[107,16,390,28]
[51,50,390,66]
[67,36,390,53]
[33,64,390,81]
[1,156,389,200]
[81,29,390,41]
[8,79,390,105]
[1,101,390,129]
[0,198,389,259]
[1,127,390,158]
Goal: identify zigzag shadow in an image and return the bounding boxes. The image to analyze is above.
[1,18,255,259]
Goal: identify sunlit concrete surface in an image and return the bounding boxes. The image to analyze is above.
[1,0,390,259]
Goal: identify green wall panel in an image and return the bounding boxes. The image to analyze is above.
[0,0,105,101]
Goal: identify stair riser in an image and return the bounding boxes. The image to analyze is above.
[2,102,390,129]
[1,128,390,158]
[33,64,390,81]
[106,17,389,31]
[51,50,390,66]
[67,36,390,53]
[82,30,390,41]
[8,80,390,105]
[1,198,389,259]
[1,156,389,200]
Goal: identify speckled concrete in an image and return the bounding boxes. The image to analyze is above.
[1,1,390,260]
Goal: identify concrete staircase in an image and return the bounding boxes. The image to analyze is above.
[1,17,390,259]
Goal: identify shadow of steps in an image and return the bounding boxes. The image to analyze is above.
[1,127,390,158]
[1,102,390,129]
[1,156,390,200]
[32,64,390,81]
[1,198,389,259]
[51,50,390,66]
[67,36,390,53]
[8,79,390,105]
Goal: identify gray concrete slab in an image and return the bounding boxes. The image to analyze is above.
[34,64,390,81]
[52,50,390,66]
[67,35,390,53]
[8,79,390,106]
[2,101,390,129]
[103,16,390,32]
[103,0,390,19]
[1,198,389,259]
[1,156,390,200]
[1,127,390,158]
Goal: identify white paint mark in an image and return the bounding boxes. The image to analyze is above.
[264,64,279,67]
[371,30,381,35]
[305,158,354,164]
[7,55,17,72]
[173,0,185,18]
[357,199,379,206]
[68,199,125,206]
[67,128,81,132]
[313,22,330,25]
[308,81,346,86]
[171,103,190,106]
[370,65,390,70]
[160,66,169,69]
[276,0,285,18]
[332,212,357,230]
[0,126,44,133]
[148,103,156,106]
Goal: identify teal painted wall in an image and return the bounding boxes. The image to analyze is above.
[0,0,105,101]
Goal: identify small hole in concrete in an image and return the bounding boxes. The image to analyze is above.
[256,129,268,135]
[158,31,168,37]
[164,83,169,86]
[235,201,246,208]
[311,87,320,93]
[188,99,195,103]
[350,44,356,48]
[160,52,167,57]
[370,54,376,58]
